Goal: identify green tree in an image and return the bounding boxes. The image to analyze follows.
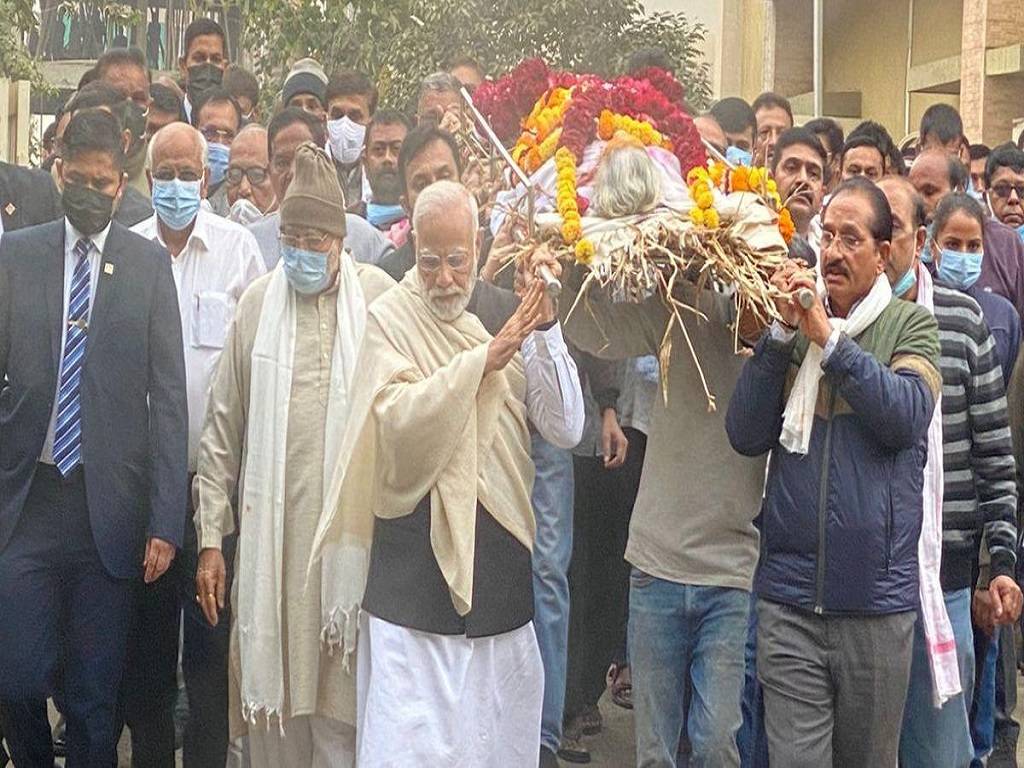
[230,0,711,114]
[0,0,45,87]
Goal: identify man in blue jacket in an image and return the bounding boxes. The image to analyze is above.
[726,177,942,768]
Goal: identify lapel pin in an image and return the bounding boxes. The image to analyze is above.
[3,203,13,216]
[103,263,115,275]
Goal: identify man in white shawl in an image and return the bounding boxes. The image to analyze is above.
[192,141,394,767]
[312,179,584,767]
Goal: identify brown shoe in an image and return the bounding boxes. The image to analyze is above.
[557,733,591,764]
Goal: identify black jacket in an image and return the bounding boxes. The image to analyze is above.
[0,162,62,232]
[0,220,189,579]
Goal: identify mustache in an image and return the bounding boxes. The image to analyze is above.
[823,259,849,277]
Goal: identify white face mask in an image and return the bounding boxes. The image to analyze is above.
[327,116,366,165]
[228,197,265,225]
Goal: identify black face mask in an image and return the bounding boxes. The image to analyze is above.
[62,182,116,236]
[186,63,223,106]
[123,101,147,146]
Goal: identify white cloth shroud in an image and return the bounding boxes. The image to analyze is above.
[236,253,367,728]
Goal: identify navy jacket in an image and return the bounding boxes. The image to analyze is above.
[0,161,62,231]
[726,299,941,614]
[0,220,188,579]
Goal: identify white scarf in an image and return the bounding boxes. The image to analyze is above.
[914,266,961,706]
[236,252,367,729]
[779,274,892,454]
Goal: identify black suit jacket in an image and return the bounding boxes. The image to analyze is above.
[0,220,189,579]
[0,162,62,232]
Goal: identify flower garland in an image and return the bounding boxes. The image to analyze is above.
[555,147,582,243]
[596,109,672,149]
[687,161,796,243]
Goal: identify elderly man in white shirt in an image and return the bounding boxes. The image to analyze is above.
[127,121,264,766]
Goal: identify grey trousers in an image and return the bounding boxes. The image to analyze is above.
[756,599,916,768]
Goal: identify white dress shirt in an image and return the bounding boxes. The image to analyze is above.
[40,218,108,463]
[133,209,266,469]
[521,322,585,449]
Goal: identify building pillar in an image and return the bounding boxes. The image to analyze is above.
[960,0,1024,144]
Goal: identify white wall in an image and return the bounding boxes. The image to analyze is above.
[643,0,725,95]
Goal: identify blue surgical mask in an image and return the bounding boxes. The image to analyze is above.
[207,142,230,186]
[281,244,332,294]
[892,265,917,298]
[936,247,983,290]
[920,223,935,263]
[366,202,406,229]
[152,177,202,231]
[1016,223,1024,244]
[726,145,753,167]
[968,180,985,204]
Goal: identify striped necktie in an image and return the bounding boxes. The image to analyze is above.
[53,238,91,477]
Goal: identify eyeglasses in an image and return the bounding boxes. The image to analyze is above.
[417,249,472,273]
[821,230,872,254]
[989,183,1024,200]
[280,232,332,251]
[226,166,269,187]
[152,168,203,183]
[200,126,235,144]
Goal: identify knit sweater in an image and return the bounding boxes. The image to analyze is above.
[932,283,1018,590]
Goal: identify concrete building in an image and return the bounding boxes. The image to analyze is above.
[653,0,1024,146]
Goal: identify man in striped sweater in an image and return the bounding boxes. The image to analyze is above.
[879,177,1021,768]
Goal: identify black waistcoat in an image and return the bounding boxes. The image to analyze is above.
[362,496,534,638]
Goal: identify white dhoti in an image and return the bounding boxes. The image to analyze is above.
[356,613,544,768]
[247,715,356,768]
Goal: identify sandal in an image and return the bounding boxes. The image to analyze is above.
[607,662,633,710]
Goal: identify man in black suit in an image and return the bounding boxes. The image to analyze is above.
[0,110,188,767]
[0,161,62,233]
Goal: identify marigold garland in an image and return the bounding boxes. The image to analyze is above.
[574,238,595,265]
[689,161,794,242]
[555,147,582,243]
[596,109,672,149]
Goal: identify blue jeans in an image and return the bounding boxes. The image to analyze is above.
[899,588,975,767]
[530,434,574,753]
[971,629,999,766]
[629,572,748,768]
[738,598,768,768]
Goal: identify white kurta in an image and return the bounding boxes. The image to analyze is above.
[356,614,544,768]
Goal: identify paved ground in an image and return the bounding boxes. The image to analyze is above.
[75,678,1024,766]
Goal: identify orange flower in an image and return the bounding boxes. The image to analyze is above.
[598,110,616,141]
[731,166,751,192]
[778,207,796,243]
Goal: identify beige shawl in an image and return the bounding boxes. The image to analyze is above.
[313,269,536,620]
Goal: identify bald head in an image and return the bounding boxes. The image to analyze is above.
[877,175,928,287]
[149,122,207,170]
[227,124,275,211]
[694,114,726,156]
[147,123,209,201]
[909,147,966,222]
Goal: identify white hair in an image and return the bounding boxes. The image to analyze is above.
[592,145,661,218]
[412,179,478,236]
[147,122,208,169]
